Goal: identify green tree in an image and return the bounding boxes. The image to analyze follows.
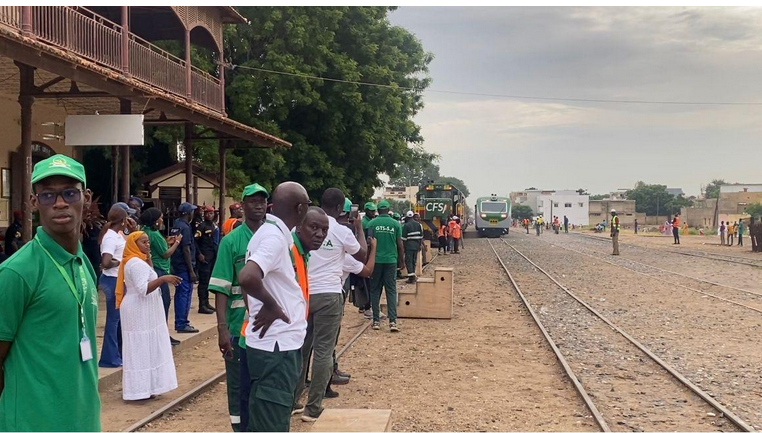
[436,176,470,198]
[224,7,433,201]
[589,194,608,201]
[625,181,693,216]
[704,179,728,199]
[511,204,534,220]
[744,203,762,218]
[388,144,441,189]
[386,198,414,216]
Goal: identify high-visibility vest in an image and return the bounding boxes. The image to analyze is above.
[672,217,680,228]
[222,218,239,235]
[290,243,309,318]
[611,215,620,231]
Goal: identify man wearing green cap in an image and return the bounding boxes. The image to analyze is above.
[0,154,100,431]
[210,183,269,432]
[362,202,377,232]
[368,199,404,332]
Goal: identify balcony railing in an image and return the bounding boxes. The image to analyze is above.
[0,6,223,113]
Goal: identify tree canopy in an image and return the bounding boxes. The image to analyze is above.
[625,181,693,216]
[388,144,441,189]
[436,176,470,198]
[704,179,728,199]
[589,194,608,201]
[745,203,762,219]
[511,204,534,220]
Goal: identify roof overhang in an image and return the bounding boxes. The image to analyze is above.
[219,7,247,24]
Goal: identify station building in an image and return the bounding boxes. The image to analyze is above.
[0,6,290,239]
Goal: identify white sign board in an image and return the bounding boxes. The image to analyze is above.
[65,114,144,146]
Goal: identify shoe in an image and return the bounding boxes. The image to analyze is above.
[390,322,400,333]
[363,310,373,319]
[198,305,215,314]
[204,302,216,312]
[301,413,320,422]
[325,386,339,398]
[335,368,351,379]
[372,321,381,330]
[170,337,181,346]
[291,404,305,415]
[407,276,416,284]
[176,325,199,333]
[331,373,350,385]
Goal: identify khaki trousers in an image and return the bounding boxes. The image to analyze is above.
[612,231,620,255]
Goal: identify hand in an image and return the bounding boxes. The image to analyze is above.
[125,218,137,232]
[610,233,614,238]
[162,274,183,286]
[190,271,198,283]
[218,327,233,359]
[252,303,290,338]
[198,253,207,264]
[353,216,363,232]
[167,236,177,246]
[369,237,377,249]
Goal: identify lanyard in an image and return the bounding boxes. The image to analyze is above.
[35,237,88,332]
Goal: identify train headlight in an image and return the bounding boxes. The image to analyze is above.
[501,214,507,218]
[480,213,486,218]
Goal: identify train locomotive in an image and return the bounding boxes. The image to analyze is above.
[475,194,511,237]
[415,182,467,247]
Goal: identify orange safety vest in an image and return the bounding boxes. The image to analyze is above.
[449,221,461,239]
[672,216,680,228]
[438,225,447,237]
[290,234,310,318]
[222,218,240,235]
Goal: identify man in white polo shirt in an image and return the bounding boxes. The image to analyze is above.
[238,181,311,432]
[295,188,367,422]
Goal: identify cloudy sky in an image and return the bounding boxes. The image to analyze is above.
[388,7,762,199]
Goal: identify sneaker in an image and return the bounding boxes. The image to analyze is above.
[301,413,320,422]
[372,321,381,330]
[291,404,305,415]
[390,322,400,333]
[363,310,373,319]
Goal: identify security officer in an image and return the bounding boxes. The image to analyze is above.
[196,205,218,314]
[610,209,620,256]
[3,210,24,257]
[401,210,423,283]
[170,202,198,333]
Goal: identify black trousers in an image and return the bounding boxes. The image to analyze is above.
[197,253,216,304]
[673,227,680,244]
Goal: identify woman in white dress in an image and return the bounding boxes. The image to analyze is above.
[116,231,181,401]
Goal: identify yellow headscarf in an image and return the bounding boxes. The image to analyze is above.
[115,231,148,309]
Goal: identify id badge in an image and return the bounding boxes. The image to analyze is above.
[80,334,93,362]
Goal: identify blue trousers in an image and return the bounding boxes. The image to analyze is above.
[98,275,122,367]
[174,269,192,331]
[155,268,171,321]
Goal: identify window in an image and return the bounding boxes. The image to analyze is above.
[481,202,507,213]
[564,203,572,208]
[554,203,559,207]
[578,203,584,207]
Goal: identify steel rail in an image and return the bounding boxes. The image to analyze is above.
[487,239,610,432]
[126,251,443,431]
[502,238,755,432]
[567,235,762,298]
[545,240,762,316]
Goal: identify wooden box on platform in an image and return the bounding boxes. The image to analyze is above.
[311,409,393,432]
[384,267,452,319]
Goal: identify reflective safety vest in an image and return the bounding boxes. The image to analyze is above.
[289,234,309,318]
[611,215,620,231]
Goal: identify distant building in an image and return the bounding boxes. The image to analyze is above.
[683,184,762,228]
[666,187,685,197]
[511,188,589,225]
[382,185,419,204]
[589,199,641,227]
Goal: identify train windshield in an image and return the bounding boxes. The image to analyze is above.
[481,202,507,213]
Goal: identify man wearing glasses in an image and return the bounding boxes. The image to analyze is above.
[0,155,100,431]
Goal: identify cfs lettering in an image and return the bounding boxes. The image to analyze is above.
[425,202,448,213]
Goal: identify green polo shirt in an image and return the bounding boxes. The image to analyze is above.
[143,225,171,274]
[209,223,254,337]
[362,215,374,231]
[369,214,402,264]
[0,226,100,431]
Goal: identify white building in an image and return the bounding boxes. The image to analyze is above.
[536,190,589,226]
[381,185,419,203]
[719,184,762,194]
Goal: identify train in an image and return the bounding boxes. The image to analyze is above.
[414,182,468,247]
[474,194,511,237]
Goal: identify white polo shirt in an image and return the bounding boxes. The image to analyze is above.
[100,229,125,278]
[308,216,361,295]
[341,254,364,285]
[244,214,307,352]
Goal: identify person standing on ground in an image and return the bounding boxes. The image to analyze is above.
[297,189,366,423]
[196,206,219,314]
[223,202,244,236]
[0,155,100,431]
[368,200,404,332]
[98,205,129,368]
[361,202,377,232]
[117,231,180,401]
[563,215,569,234]
[170,202,199,333]
[672,213,681,245]
[140,207,182,346]
[610,209,620,255]
[738,219,744,247]
[3,211,24,257]
[402,210,423,283]
[448,216,462,254]
[210,183,269,432]
[535,216,543,236]
[237,182,310,432]
[553,216,560,234]
[634,218,639,234]
[728,222,736,246]
[719,221,726,245]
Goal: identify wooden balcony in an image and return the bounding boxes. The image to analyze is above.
[0,6,223,113]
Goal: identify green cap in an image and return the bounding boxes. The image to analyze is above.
[377,199,390,209]
[392,212,400,219]
[343,197,352,213]
[242,183,269,201]
[32,154,86,186]
[364,201,377,211]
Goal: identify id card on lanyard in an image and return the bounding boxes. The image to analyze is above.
[35,238,93,362]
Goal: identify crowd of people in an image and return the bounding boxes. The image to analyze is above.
[0,154,433,432]
[436,214,463,254]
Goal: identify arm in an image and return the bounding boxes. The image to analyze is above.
[357,238,377,278]
[214,293,233,355]
[238,261,289,338]
[146,275,177,294]
[100,253,118,270]
[351,217,368,262]
[0,340,10,397]
[161,235,181,259]
[100,233,119,270]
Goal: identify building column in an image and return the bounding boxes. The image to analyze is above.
[185,29,192,100]
[111,147,119,205]
[17,62,34,242]
[121,6,130,76]
[21,6,32,37]
[184,122,193,203]
[218,49,225,113]
[120,99,131,202]
[218,140,227,226]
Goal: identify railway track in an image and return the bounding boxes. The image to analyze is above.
[125,253,441,432]
[489,238,753,432]
[575,232,762,268]
[542,239,762,316]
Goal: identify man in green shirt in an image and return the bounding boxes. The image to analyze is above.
[368,200,404,332]
[362,202,377,232]
[0,154,100,431]
[210,183,269,432]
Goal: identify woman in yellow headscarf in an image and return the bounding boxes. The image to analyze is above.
[117,231,181,401]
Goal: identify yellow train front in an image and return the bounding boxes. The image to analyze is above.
[414,182,467,247]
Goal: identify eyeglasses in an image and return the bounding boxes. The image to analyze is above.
[36,188,82,206]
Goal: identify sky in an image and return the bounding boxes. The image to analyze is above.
[388,7,762,199]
